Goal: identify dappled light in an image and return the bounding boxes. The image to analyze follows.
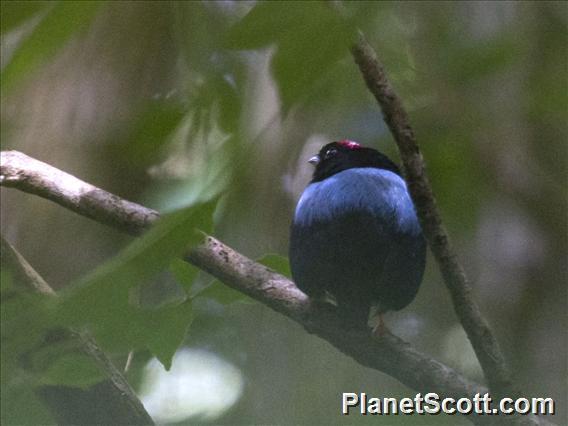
[139,348,244,423]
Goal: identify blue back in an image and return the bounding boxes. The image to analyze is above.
[294,168,422,235]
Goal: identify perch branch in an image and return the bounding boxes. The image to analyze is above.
[0,151,159,235]
[1,151,550,426]
[0,235,154,425]
[351,35,514,400]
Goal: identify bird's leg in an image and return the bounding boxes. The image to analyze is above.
[372,313,387,337]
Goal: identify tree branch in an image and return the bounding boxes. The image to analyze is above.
[351,35,514,401]
[0,151,159,235]
[1,151,551,426]
[0,235,154,425]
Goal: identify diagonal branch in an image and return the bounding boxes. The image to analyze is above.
[0,151,159,235]
[351,35,514,401]
[0,151,550,426]
[0,235,154,425]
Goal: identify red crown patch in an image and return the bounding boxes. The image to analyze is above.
[338,139,362,150]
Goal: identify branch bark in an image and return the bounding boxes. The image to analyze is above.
[351,35,514,401]
[0,151,159,235]
[0,235,154,425]
[1,151,551,426]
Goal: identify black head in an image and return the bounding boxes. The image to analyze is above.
[309,140,401,183]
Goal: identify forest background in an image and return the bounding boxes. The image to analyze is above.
[1,1,566,425]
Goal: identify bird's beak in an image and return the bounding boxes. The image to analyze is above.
[308,155,320,165]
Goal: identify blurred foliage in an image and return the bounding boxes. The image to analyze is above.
[225,1,357,110]
[1,1,103,91]
[38,352,106,389]
[258,253,292,278]
[1,266,56,423]
[1,0,566,425]
[119,100,187,169]
[57,200,216,369]
[0,1,48,35]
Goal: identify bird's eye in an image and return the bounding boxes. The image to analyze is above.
[325,148,338,159]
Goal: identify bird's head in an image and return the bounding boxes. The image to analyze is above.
[309,140,401,183]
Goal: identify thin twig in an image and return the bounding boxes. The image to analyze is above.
[350,34,514,400]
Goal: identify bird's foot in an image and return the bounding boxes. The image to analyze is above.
[371,313,388,338]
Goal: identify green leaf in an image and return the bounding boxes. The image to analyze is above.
[148,111,233,212]
[195,281,252,305]
[60,199,216,311]
[40,352,105,389]
[119,100,187,168]
[173,2,242,133]
[226,1,357,110]
[1,292,55,424]
[191,75,241,134]
[169,258,199,294]
[57,199,216,368]
[142,300,194,370]
[0,363,54,425]
[1,1,103,91]
[257,254,291,278]
[0,1,49,35]
[1,291,55,360]
[0,270,13,293]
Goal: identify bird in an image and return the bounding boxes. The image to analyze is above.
[289,140,426,334]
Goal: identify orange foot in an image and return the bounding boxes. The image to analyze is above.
[372,313,387,338]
